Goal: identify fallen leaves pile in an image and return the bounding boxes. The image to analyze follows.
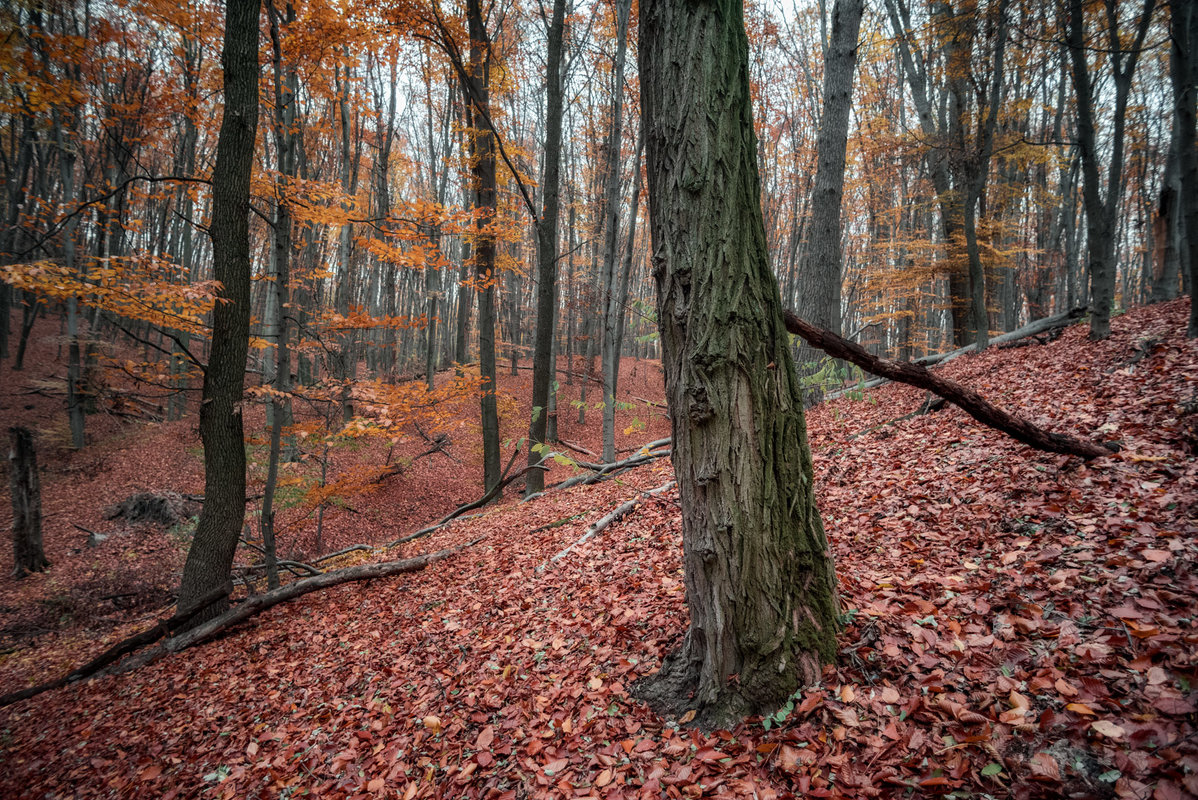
[0,298,1195,799]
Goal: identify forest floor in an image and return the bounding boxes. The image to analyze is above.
[0,298,1195,800]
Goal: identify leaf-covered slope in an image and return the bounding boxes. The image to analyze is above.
[1,299,1195,800]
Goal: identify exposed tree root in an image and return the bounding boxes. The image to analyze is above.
[783,311,1117,459]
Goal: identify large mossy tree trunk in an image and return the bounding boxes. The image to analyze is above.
[176,0,261,621]
[9,427,49,579]
[635,0,839,729]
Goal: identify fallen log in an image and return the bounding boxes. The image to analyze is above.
[558,439,599,458]
[313,544,374,564]
[569,439,671,473]
[825,307,1089,400]
[783,311,1116,460]
[0,583,230,709]
[540,481,677,570]
[916,307,1088,367]
[523,439,673,501]
[0,540,478,709]
[156,540,479,657]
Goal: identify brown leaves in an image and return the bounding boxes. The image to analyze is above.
[1,303,1195,800]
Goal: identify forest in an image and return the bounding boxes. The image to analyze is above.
[0,0,1196,796]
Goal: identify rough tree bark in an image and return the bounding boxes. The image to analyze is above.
[526,0,568,496]
[176,0,261,621]
[9,427,49,579]
[634,0,839,728]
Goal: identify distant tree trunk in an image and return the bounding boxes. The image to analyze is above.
[1150,124,1181,303]
[960,0,1009,351]
[599,0,633,462]
[884,0,970,347]
[0,115,35,362]
[527,0,568,496]
[462,0,502,492]
[9,427,49,579]
[1067,0,1156,340]
[334,57,359,422]
[454,245,472,365]
[1171,0,1198,337]
[177,0,261,622]
[635,0,839,729]
[795,0,864,401]
[12,295,39,370]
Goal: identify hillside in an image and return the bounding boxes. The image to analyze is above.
[0,299,1195,799]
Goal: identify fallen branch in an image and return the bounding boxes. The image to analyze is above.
[313,544,375,565]
[522,439,673,502]
[558,439,599,458]
[570,439,671,473]
[540,481,676,570]
[916,307,1088,368]
[0,584,230,709]
[783,311,1116,460]
[633,395,668,410]
[848,393,947,440]
[152,540,480,658]
[0,540,481,710]
[240,559,323,577]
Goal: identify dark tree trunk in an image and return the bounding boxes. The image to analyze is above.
[795,0,864,399]
[1066,0,1157,340]
[634,0,839,729]
[526,0,568,496]
[463,0,502,492]
[1172,0,1198,337]
[176,0,261,622]
[599,0,632,463]
[9,427,49,579]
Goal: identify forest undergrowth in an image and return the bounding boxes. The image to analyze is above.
[0,299,1195,799]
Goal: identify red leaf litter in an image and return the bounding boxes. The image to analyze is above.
[1,298,1195,800]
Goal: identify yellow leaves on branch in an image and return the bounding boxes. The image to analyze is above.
[0,255,217,335]
[345,372,483,439]
[318,306,428,332]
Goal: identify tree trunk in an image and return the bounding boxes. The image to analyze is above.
[1171,0,1198,337]
[527,0,568,496]
[9,427,49,579]
[795,0,864,400]
[176,0,261,622]
[1067,0,1157,340]
[634,0,839,729]
[599,0,632,463]
[463,0,502,493]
